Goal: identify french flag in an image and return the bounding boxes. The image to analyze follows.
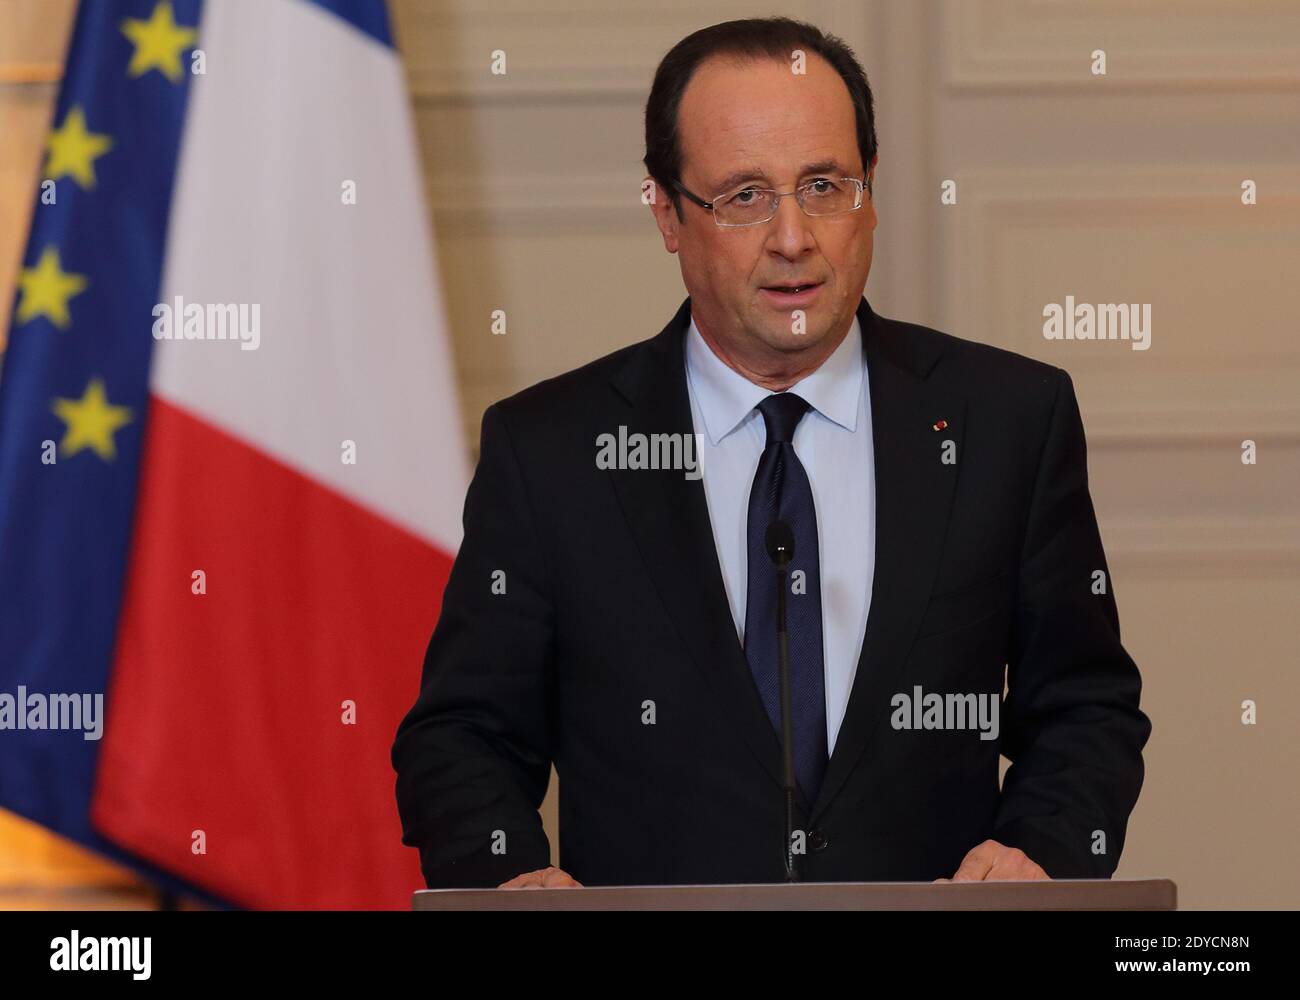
[0,0,466,908]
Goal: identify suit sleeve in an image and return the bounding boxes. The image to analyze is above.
[391,402,555,888]
[992,368,1152,878]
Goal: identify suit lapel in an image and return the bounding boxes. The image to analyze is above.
[810,300,965,825]
[607,298,790,798]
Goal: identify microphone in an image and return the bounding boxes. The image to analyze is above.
[765,519,794,569]
[764,519,799,882]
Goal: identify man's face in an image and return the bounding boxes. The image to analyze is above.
[650,52,877,365]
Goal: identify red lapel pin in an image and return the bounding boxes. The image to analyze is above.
[932,419,948,431]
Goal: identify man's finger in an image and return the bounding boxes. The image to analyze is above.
[498,866,583,889]
[950,841,997,881]
[498,867,550,889]
[541,867,582,888]
[986,849,1049,881]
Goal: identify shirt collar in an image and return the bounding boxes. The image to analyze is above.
[685,311,865,445]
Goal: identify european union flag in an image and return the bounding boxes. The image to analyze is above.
[0,0,221,903]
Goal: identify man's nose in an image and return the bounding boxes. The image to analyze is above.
[766,193,816,256]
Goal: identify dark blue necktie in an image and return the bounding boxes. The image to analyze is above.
[743,392,828,809]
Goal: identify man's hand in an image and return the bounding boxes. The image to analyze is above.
[497,866,583,889]
[934,839,1049,882]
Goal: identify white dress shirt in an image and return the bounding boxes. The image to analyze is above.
[684,313,876,755]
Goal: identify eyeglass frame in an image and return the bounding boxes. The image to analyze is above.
[671,174,870,228]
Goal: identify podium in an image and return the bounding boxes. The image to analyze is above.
[414,878,1176,911]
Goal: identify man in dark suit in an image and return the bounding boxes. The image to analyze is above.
[392,16,1150,889]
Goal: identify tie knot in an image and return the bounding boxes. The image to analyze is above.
[756,392,811,444]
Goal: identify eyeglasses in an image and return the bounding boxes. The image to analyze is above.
[672,175,867,228]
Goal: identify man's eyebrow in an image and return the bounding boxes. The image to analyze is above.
[711,160,848,194]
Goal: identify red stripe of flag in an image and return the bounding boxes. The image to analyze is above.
[91,396,452,908]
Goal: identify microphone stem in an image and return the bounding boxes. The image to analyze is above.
[776,562,798,882]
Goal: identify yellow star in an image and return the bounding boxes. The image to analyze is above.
[16,246,88,329]
[44,106,114,189]
[52,378,133,462]
[121,1,197,83]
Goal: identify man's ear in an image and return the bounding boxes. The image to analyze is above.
[646,178,680,254]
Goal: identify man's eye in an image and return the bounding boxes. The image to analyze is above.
[732,188,759,205]
[806,179,834,195]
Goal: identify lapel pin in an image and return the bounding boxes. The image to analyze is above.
[932,419,948,431]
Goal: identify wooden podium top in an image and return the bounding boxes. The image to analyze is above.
[413,878,1176,911]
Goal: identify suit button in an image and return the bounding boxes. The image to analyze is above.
[808,829,828,851]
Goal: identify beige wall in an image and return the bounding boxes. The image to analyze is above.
[2,0,1296,909]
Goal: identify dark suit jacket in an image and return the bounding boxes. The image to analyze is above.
[392,296,1151,887]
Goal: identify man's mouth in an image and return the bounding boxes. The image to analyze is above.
[760,281,824,303]
[762,281,821,293]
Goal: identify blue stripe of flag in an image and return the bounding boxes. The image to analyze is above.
[303,0,394,48]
